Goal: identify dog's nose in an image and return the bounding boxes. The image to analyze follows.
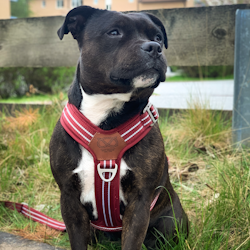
[141,42,162,58]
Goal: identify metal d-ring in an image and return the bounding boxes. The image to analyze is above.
[97,163,118,182]
[143,102,159,126]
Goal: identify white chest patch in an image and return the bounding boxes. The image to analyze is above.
[79,89,132,126]
[73,88,132,219]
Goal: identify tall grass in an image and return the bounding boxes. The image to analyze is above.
[0,101,249,250]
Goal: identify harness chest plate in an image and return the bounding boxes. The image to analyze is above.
[89,132,127,161]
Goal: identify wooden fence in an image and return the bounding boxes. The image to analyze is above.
[0,4,249,67]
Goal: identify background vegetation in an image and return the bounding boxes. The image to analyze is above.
[178,65,234,79]
[0,67,75,99]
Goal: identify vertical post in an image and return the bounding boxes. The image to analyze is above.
[233,9,250,147]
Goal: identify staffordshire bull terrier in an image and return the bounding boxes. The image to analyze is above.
[50,5,188,250]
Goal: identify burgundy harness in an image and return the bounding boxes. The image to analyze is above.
[60,102,160,232]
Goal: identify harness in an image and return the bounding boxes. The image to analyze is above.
[60,102,160,232]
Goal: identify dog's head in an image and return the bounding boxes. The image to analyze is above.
[58,6,167,96]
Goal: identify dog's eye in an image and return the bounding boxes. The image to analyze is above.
[155,34,162,43]
[108,29,120,36]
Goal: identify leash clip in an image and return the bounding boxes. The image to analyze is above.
[97,163,118,182]
[143,102,159,126]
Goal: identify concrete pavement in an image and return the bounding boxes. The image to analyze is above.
[150,79,234,111]
[0,231,65,250]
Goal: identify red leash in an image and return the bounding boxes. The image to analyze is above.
[2,194,160,232]
[2,201,66,231]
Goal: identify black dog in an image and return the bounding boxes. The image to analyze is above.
[50,6,188,250]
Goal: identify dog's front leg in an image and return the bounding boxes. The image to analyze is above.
[121,197,151,250]
[61,192,90,250]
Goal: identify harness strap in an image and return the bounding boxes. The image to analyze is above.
[92,159,122,231]
[60,102,160,232]
[61,102,159,157]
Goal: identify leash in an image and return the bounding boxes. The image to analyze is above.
[2,193,160,232]
[2,201,66,231]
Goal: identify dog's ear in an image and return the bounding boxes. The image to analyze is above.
[144,13,168,49]
[57,6,100,40]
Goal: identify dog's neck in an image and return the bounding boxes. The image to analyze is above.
[79,84,132,126]
[68,76,149,130]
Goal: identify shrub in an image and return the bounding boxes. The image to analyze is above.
[179,66,234,78]
[0,68,28,99]
[0,67,75,99]
[22,67,75,94]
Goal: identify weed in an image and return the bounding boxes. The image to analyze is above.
[2,108,40,132]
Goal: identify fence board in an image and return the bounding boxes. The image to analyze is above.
[0,4,249,67]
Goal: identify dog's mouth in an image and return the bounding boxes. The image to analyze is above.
[110,68,163,89]
[131,68,164,89]
[110,76,131,86]
[150,78,161,88]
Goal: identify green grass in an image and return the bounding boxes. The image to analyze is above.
[0,93,66,103]
[0,100,250,250]
[166,75,234,82]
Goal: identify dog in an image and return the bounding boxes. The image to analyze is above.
[49,6,188,250]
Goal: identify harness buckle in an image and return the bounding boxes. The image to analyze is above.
[97,163,118,182]
[143,102,159,126]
